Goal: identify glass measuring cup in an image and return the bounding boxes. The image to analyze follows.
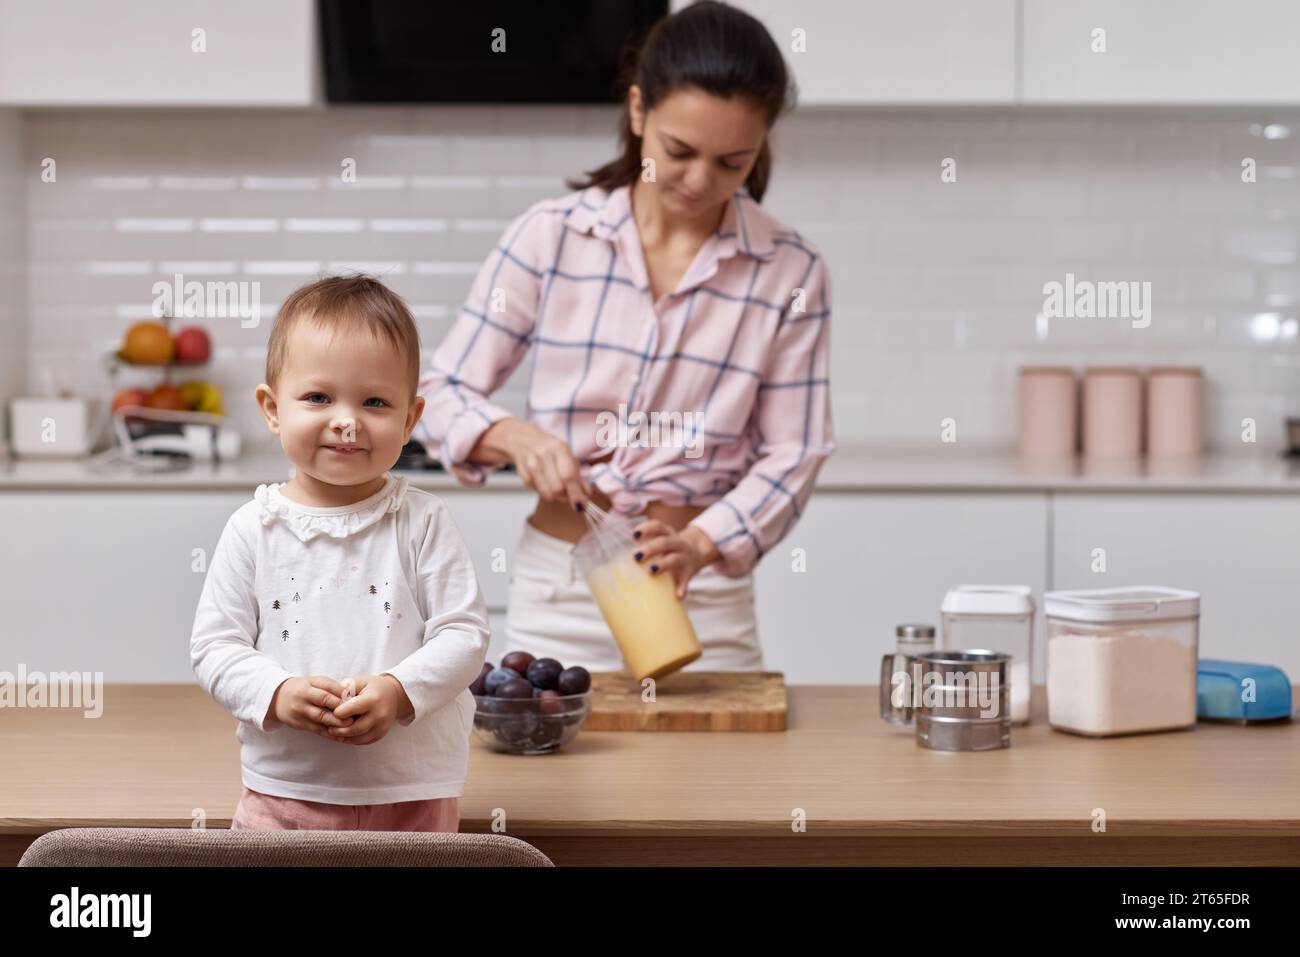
[572,502,703,681]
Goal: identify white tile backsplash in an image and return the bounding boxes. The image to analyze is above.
[13,106,1300,454]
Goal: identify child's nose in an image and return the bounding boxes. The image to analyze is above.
[331,415,362,437]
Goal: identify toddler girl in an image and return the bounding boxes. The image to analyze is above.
[190,275,490,831]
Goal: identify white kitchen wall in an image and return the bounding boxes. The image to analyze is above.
[0,108,26,449]
[18,105,1300,454]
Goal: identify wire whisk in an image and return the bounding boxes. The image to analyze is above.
[580,497,612,532]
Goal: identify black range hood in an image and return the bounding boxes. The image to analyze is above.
[321,0,668,104]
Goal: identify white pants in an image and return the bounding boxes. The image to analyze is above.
[504,519,765,672]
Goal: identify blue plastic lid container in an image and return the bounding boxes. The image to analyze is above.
[1197,659,1293,722]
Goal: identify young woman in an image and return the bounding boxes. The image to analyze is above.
[417,0,834,672]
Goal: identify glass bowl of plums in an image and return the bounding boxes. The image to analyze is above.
[469,651,592,755]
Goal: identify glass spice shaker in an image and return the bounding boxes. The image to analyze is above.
[879,624,936,726]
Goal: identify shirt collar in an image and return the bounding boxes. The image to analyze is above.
[564,183,777,261]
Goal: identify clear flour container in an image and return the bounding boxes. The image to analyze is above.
[940,586,1035,725]
[1045,586,1199,736]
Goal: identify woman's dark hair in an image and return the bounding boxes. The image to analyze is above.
[567,0,794,203]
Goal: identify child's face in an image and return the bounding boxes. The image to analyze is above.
[255,319,424,486]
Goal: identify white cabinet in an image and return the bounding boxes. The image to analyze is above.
[1052,493,1300,676]
[754,492,1049,683]
[434,492,536,613]
[0,0,316,106]
[0,490,250,681]
[1023,0,1300,104]
[0,486,1051,685]
[8,484,1297,684]
[0,487,532,683]
[674,0,1017,105]
[5,1,1299,108]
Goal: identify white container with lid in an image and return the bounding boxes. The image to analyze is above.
[1044,586,1199,737]
[939,585,1035,725]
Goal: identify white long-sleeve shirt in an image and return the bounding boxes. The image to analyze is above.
[190,471,490,804]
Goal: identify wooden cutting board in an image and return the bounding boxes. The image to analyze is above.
[585,671,787,731]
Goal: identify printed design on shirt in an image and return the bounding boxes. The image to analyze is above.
[265,573,407,643]
[268,575,303,643]
[369,580,404,630]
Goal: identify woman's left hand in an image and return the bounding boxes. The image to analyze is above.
[631,520,720,599]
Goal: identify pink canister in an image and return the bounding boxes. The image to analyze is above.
[1146,367,1203,458]
[1082,367,1142,458]
[1017,367,1078,457]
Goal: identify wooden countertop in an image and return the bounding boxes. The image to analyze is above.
[3,684,1298,866]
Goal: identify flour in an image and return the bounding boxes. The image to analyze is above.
[1047,631,1197,735]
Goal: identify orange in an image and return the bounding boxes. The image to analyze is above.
[121,322,174,364]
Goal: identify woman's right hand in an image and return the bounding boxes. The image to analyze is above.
[267,675,356,735]
[481,418,593,509]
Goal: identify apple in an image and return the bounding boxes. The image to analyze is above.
[173,326,211,364]
[110,388,149,414]
[143,384,190,411]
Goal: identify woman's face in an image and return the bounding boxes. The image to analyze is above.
[629,84,767,215]
[255,319,424,487]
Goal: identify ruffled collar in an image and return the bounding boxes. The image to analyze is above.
[254,472,410,543]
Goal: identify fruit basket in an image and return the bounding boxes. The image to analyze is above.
[104,315,225,417]
[108,315,212,373]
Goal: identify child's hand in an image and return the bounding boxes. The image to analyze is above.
[324,674,412,746]
[268,675,357,735]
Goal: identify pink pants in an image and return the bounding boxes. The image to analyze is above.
[229,786,460,832]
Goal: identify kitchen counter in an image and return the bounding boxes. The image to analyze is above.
[2,684,1297,866]
[3,448,1300,493]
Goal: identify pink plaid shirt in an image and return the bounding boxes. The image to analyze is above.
[416,183,834,577]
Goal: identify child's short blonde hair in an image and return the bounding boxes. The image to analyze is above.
[265,275,421,397]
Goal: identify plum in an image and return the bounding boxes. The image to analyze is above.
[538,689,565,715]
[468,662,493,696]
[496,713,539,749]
[496,677,535,700]
[484,666,521,695]
[501,650,535,675]
[529,719,564,749]
[556,666,591,696]
[526,657,564,690]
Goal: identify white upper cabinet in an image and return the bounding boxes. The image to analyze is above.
[675,0,1017,105]
[1023,0,1300,104]
[5,0,1297,108]
[0,0,316,106]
